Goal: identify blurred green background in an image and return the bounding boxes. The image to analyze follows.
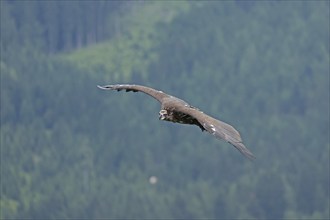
[1,1,329,219]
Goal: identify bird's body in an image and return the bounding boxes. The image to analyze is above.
[98,84,255,160]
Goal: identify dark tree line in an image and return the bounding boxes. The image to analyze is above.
[2,0,124,53]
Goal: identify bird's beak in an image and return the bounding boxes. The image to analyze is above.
[159,110,167,120]
[159,111,166,120]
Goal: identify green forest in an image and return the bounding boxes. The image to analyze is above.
[1,1,329,219]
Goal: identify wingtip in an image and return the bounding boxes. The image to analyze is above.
[97,85,112,90]
[241,148,256,161]
[247,153,256,161]
[243,148,256,161]
[232,142,256,161]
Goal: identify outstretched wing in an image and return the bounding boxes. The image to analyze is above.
[97,84,171,103]
[177,105,256,160]
[98,84,255,160]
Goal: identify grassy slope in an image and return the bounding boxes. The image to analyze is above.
[62,1,193,81]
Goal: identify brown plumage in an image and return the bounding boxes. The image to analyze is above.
[98,84,255,160]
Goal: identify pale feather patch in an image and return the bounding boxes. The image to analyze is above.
[204,123,216,134]
[210,124,216,133]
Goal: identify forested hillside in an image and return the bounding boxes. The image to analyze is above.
[1,1,329,219]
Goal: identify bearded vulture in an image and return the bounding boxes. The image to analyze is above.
[98,84,255,160]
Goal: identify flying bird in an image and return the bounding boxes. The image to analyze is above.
[97,84,255,160]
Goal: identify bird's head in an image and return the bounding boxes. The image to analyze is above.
[159,109,168,120]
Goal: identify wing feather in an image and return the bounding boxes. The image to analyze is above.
[177,105,256,160]
[97,84,170,103]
